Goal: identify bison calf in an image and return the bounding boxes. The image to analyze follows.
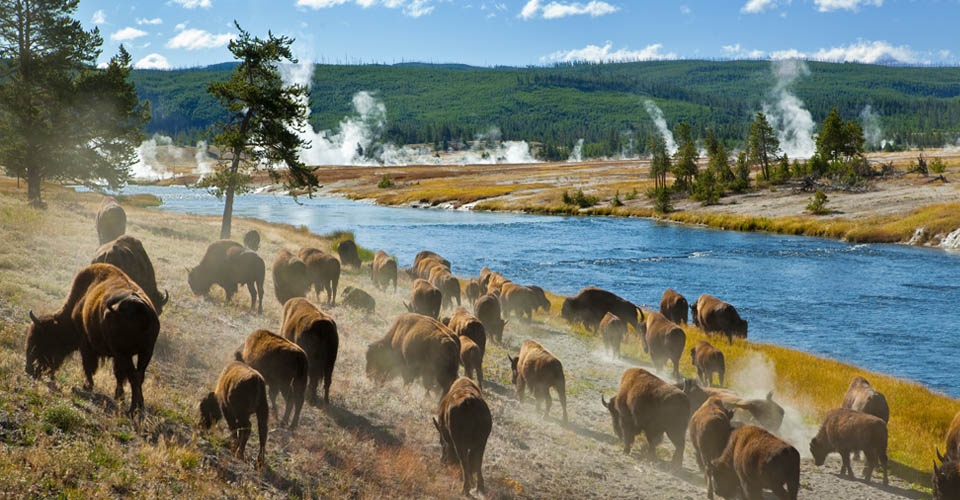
[434,377,492,495]
[689,396,734,499]
[599,312,626,359]
[236,329,308,429]
[710,425,799,500]
[810,407,889,485]
[199,361,269,470]
[509,340,567,422]
[690,340,725,387]
[280,298,339,405]
[603,368,688,467]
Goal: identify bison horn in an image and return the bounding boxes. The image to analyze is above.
[937,447,946,463]
[161,290,170,306]
[601,393,609,408]
[432,417,440,432]
[28,310,40,324]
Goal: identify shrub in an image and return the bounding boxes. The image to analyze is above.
[624,188,638,201]
[611,190,623,207]
[562,188,598,208]
[377,175,394,188]
[652,187,673,214]
[930,157,946,175]
[806,189,830,215]
[43,405,84,434]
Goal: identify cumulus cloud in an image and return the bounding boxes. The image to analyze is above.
[520,0,619,20]
[172,0,212,8]
[135,53,172,70]
[543,42,676,63]
[111,27,148,42]
[166,29,234,50]
[814,0,881,12]
[137,17,163,25]
[772,40,919,64]
[741,0,778,13]
[723,43,767,59]
[92,9,106,24]
[296,0,437,17]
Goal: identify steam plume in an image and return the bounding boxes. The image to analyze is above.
[762,60,815,159]
[643,100,677,155]
[859,104,883,149]
[568,139,584,162]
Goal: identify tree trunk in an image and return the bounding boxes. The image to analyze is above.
[26,168,43,208]
[219,185,235,240]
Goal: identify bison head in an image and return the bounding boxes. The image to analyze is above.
[187,266,211,295]
[560,298,575,322]
[365,340,397,382]
[809,435,829,466]
[25,310,79,379]
[934,452,960,500]
[708,458,739,499]
[198,392,221,429]
[432,417,456,465]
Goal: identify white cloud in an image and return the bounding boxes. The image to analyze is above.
[741,0,777,13]
[772,41,918,64]
[172,0,212,8]
[92,9,106,24]
[770,48,806,60]
[175,23,187,31]
[135,53,172,70]
[680,5,691,15]
[814,0,881,12]
[722,43,742,55]
[543,42,676,63]
[520,0,619,19]
[137,18,163,25]
[111,27,148,42]
[722,43,767,59]
[296,0,437,16]
[166,29,234,50]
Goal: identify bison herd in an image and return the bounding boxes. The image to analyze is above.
[19,196,959,498]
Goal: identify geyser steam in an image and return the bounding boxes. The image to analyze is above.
[762,60,815,159]
[643,100,677,155]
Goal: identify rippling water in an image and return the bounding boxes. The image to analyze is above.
[120,185,960,397]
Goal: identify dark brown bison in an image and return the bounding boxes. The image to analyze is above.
[273,249,310,305]
[841,376,889,423]
[810,407,889,485]
[235,329,308,429]
[691,294,748,343]
[445,307,486,355]
[465,279,481,306]
[280,298,339,405]
[509,340,567,422]
[189,240,265,314]
[337,239,361,270]
[243,229,260,251]
[428,266,461,309]
[366,313,460,395]
[26,263,160,414]
[689,396,735,499]
[474,293,506,343]
[709,425,800,500]
[935,413,960,500]
[638,310,686,379]
[96,197,126,245]
[458,333,484,389]
[371,250,398,292]
[199,361,269,470]
[405,278,442,319]
[561,286,641,332]
[660,288,688,325]
[500,282,543,320]
[299,247,341,305]
[341,286,376,313]
[602,368,689,467]
[599,312,626,359]
[690,340,725,387]
[92,235,169,315]
[433,377,492,495]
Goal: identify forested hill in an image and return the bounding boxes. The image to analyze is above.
[131,60,960,157]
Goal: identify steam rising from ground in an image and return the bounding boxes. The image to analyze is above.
[860,104,885,149]
[131,134,212,180]
[762,60,816,159]
[643,100,678,155]
[568,139,584,162]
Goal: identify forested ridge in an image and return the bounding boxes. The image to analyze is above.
[132,60,960,157]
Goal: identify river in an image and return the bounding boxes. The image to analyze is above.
[119,185,960,397]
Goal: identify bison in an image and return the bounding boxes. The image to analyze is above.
[366,313,460,395]
[433,377,492,495]
[235,329,308,429]
[92,235,169,316]
[341,286,376,313]
[810,407,889,485]
[691,294,748,343]
[243,229,260,251]
[273,249,310,305]
[500,282,542,321]
[528,285,551,313]
[509,340,567,422]
[465,279,481,306]
[458,334,484,389]
[676,379,785,431]
[935,412,960,499]
[371,250,398,292]
[445,307,486,355]
[602,368,689,467]
[26,263,160,414]
[638,310,686,379]
[709,425,800,500]
[199,361,269,470]
[428,266,461,310]
[414,250,450,272]
[561,286,641,332]
[189,240,265,314]
[280,298,339,405]
[690,340,725,387]
[599,312,626,359]
[841,376,889,423]
[299,247,341,306]
[689,396,735,499]
[405,279,442,319]
[474,293,506,344]
[337,239,361,270]
[660,288,688,325]
[96,197,126,245]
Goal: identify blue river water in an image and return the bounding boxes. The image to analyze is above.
[120,185,960,397]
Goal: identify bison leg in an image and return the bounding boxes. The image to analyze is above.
[863,452,876,482]
[516,376,526,403]
[80,349,99,391]
[256,394,269,471]
[840,450,852,477]
[307,367,321,406]
[280,388,295,428]
[112,360,127,400]
[456,447,472,495]
[667,426,685,469]
[268,385,281,420]
[235,414,251,460]
[115,356,143,414]
[556,384,568,423]
[646,430,664,460]
[290,377,306,429]
[245,281,257,313]
[542,386,553,418]
[620,422,636,454]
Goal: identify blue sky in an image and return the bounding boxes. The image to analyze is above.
[76,0,960,70]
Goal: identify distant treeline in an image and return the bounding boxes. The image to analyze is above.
[131,60,960,158]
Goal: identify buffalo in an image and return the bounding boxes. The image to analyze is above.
[243,229,260,251]
[689,396,735,499]
[841,376,889,423]
[465,279,481,306]
[341,286,376,313]
[691,294,747,343]
[405,278,442,319]
[709,425,800,500]
[235,329,308,429]
[528,285,551,313]
[414,250,450,272]
[371,250,398,292]
[676,379,785,431]
[366,313,460,395]
[500,282,543,321]
[602,368,689,467]
[561,286,641,332]
[280,298,339,405]
[299,247,341,305]
[273,248,310,305]
[337,239,361,270]
[935,412,960,500]
[445,307,486,355]
[599,312,626,359]
[428,266,461,310]
[199,361,269,470]
[92,235,169,315]
[26,263,160,414]
[474,293,506,344]
[690,340,725,387]
[810,407,888,485]
[638,310,686,379]
[189,240,265,314]
[458,334,484,389]
[509,340,567,422]
[96,197,126,245]
[433,377,492,495]
[660,288,688,325]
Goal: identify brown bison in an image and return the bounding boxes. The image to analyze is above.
[500,282,543,321]
[428,266,461,309]
[337,239,361,270]
[599,312,626,359]
[691,294,748,343]
[690,340,725,387]
[638,310,686,379]
[26,263,160,414]
[405,278,442,319]
[433,377,492,495]
[280,298,339,405]
[660,288,688,325]
[528,285,551,313]
[96,197,126,245]
[371,250,398,292]
[676,379,785,432]
[199,361,269,470]
[299,247,341,305]
[414,250,450,271]
[474,293,506,344]
[689,396,735,499]
[235,329,308,429]
[483,272,510,295]
[92,235,169,316]
[243,229,260,251]
[561,286,641,332]
[935,413,960,500]
[273,249,310,305]
[341,286,376,313]
[445,307,486,355]
[709,425,800,500]
[602,368,689,467]
[458,334,484,389]
[810,407,889,485]
[841,376,889,423]
[189,240,265,314]
[509,340,567,422]
[465,279,481,306]
[411,253,451,280]
[366,313,460,395]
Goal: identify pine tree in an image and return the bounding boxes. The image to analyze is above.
[747,112,780,182]
[648,135,671,191]
[671,122,698,192]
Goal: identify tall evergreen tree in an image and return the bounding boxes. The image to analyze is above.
[747,112,780,182]
[671,121,698,191]
[648,134,671,191]
[816,108,865,162]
